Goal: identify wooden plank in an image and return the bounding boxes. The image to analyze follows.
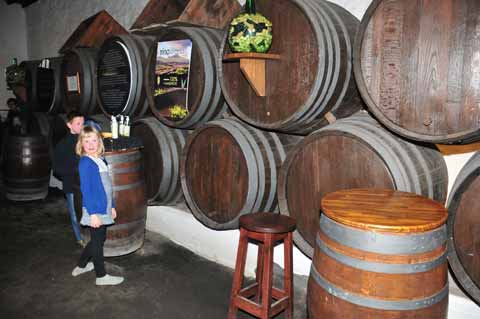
[59,10,128,54]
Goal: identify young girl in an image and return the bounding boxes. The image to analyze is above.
[71,125,124,286]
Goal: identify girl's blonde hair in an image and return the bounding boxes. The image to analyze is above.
[75,125,105,157]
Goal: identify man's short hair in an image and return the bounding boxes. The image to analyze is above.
[66,110,84,123]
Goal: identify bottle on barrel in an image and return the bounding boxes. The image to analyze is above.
[111,116,118,139]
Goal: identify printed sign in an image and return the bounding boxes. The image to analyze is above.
[154,39,193,121]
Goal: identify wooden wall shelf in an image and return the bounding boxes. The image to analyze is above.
[223,53,281,97]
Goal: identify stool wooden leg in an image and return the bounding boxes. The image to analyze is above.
[228,228,249,319]
[284,232,294,319]
[255,243,264,303]
[261,234,274,319]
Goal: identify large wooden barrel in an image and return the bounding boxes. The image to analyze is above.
[278,112,448,257]
[97,34,156,118]
[146,25,227,129]
[181,118,301,229]
[218,0,363,134]
[308,189,448,319]
[2,135,51,201]
[447,151,480,304]
[354,0,480,144]
[132,117,189,205]
[20,57,63,113]
[74,147,147,256]
[61,48,99,115]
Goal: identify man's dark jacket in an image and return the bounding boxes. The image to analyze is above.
[53,132,79,193]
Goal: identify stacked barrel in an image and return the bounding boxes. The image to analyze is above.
[299,0,480,315]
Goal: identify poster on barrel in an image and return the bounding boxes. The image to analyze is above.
[154,39,193,121]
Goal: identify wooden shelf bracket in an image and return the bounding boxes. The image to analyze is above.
[223,53,281,97]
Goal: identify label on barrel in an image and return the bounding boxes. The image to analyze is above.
[66,74,79,92]
[97,41,132,115]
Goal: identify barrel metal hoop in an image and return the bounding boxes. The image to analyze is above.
[106,151,141,164]
[320,215,447,254]
[113,181,144,192]
[109,164,141,174]
[310,266,448,310]
[3,176,50,183]
[316,234,447,274]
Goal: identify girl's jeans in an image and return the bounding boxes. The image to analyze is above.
[66,193,82,241]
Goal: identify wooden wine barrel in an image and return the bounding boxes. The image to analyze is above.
[146,25,227,129]
[308,189,448,319]
[278,112,448,257]
[74,147,147,256]
[218,0,363,134]
[61,48,99,115]
[181,118,301,229]
[97,34,156,118]
[354,0,480,144]
[447,152,480,304]
[2,135,51,201]
[132,117,189,205]
[20,57,63,113]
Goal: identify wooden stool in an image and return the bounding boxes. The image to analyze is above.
[228,212,296,319]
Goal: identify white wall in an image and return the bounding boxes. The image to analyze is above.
[0,1,29,115]
[24,0,149,59]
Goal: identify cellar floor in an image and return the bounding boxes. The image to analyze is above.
[0,188,307,319]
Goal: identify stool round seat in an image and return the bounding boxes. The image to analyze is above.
[239,213,296,234]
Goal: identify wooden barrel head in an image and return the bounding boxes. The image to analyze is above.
[447,152,480,304]
[281,133,395,250]
[220,0,319,126]
[183,126,249,224]
[322,188,447,233]
[278,113,448,257]
[132,121,164,201]
[131,117,188,205]
[452,176,480,289]
[147,28,205,122]
[61,48,98,114]
[355,0,480,143]
[97,39,133,116]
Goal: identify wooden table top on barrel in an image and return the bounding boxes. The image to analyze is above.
[321,188,448,233]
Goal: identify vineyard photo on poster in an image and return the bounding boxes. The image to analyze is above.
[154,39,193,121]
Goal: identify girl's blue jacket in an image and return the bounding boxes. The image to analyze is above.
[78,156,115,215]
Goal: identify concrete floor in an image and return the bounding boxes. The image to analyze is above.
[0,188,307,319]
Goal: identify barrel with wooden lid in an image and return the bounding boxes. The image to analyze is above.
[145,25,227,129]
[354,0,480,144]
[61,48,99,115]
[218,0,363,134]
[97,34,156,118]
[277,112,448,258]
[308,188,448,319]
[131,117,190,205]
[447,151,480,304]
[181,118,301,229]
